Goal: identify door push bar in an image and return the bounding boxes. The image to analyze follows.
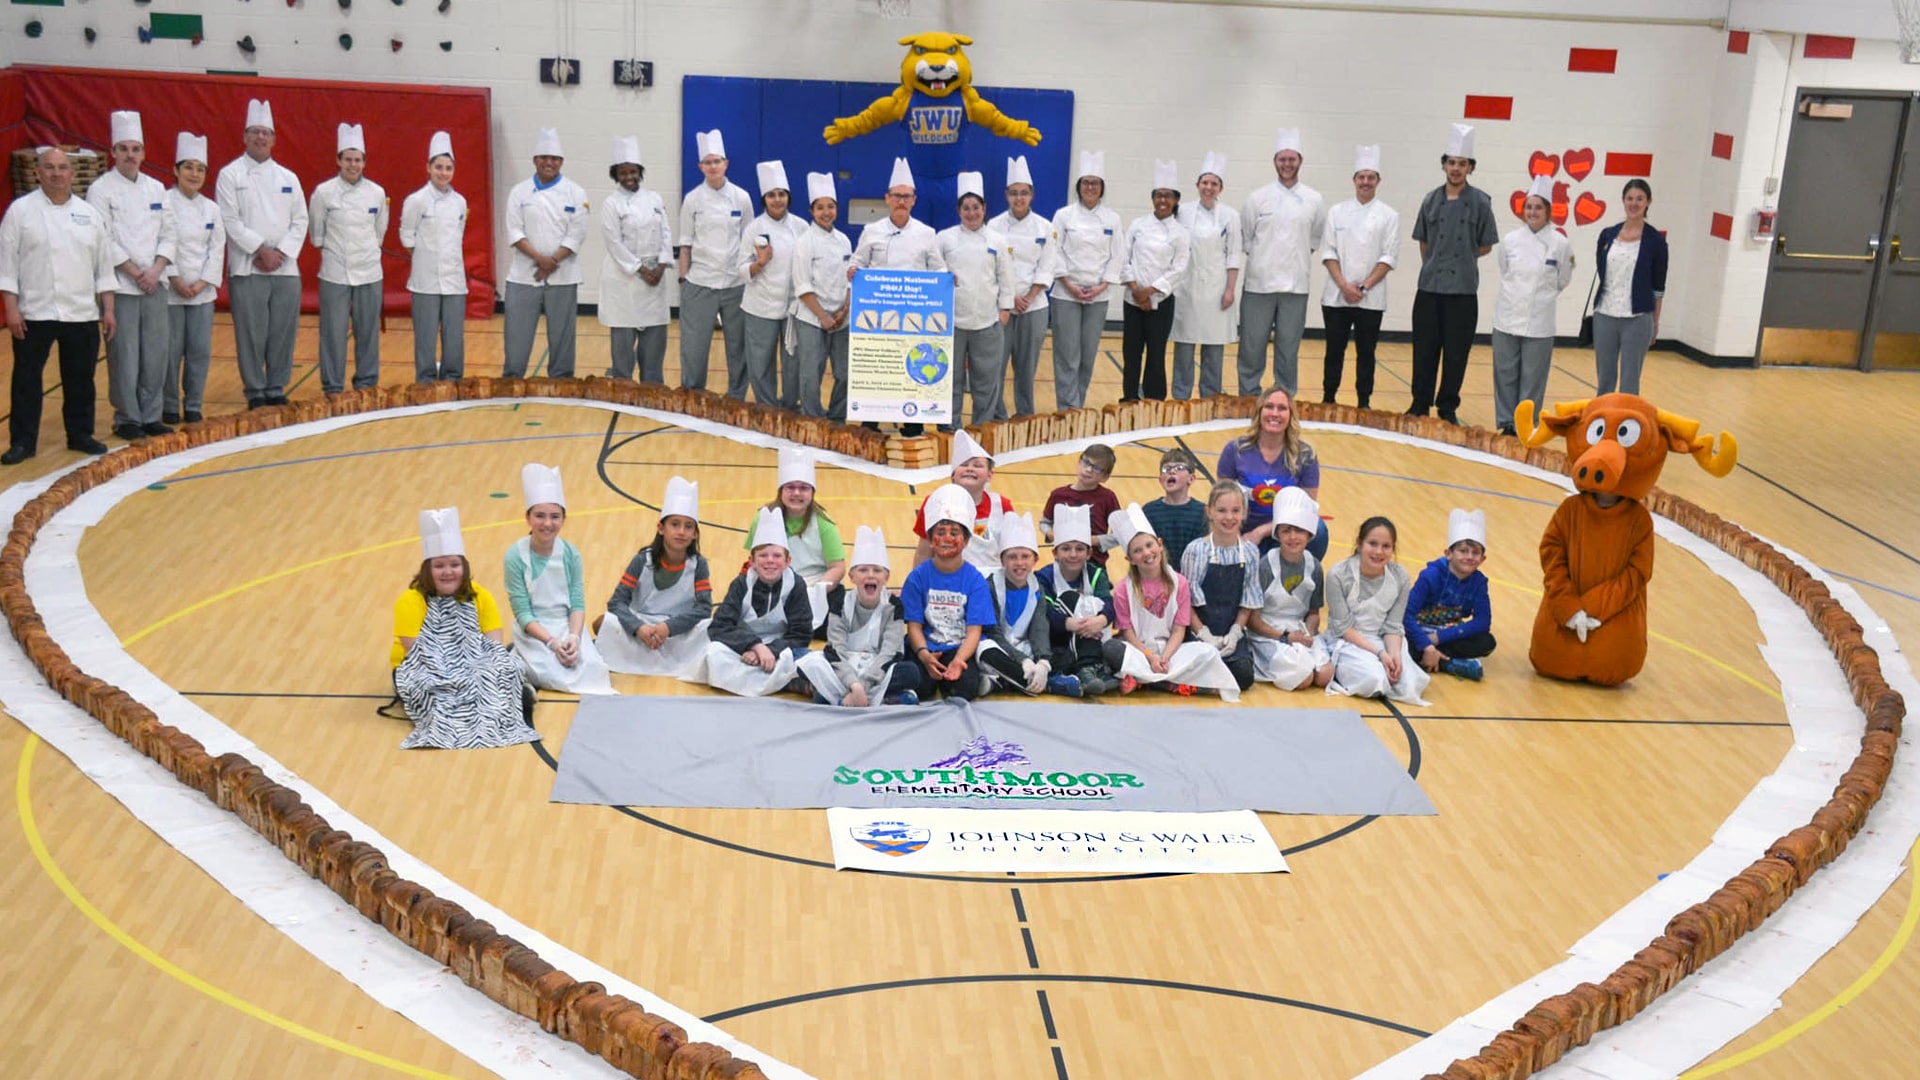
[1773,233,1875,261]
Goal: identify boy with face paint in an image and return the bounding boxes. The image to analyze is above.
[796,526,922,707]
[163,132,224,425]
[902,485,997,700]
[976,513,1072,696]
[1033,503,1119,696]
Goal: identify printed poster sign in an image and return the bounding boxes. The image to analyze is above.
[828,807,1289,874]
[845,268,954,425]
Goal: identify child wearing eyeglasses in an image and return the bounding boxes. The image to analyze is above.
[1040,441,1121,572]
[1142,447,1207,563]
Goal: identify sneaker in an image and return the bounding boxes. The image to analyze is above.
[1442,657,1484,681]
[1119,674,1138,695]
[1046,672,1084,698]
[884,689,919,706]
[521,682,538,727]
[1173,683,1197,696]
[1080,669,1117,695]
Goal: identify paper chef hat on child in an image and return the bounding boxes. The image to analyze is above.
[1274,128,1303,155]
[1353,144,1381,174]
[997,513,1039,557]
[807,172,836,204]
[777,447,816,489]
[337,123,366,155]
[1273,487,1321,535]
[888,157,916,190]
[428,131,455,162]
[611,136,642,168]
[950,428,992,468]
[695,129,726,161]
[1526,174,1554,203]
[521,463,565,510]
[956,171,984,201]
[175,132,208,167]
[1199,151,1227,184]
[1152,159,1178,192]
[110,111,143,146]
[750,507,789,552]
[1108,503,1157,551]
[851,525,891,571]
[1052,504,1092,548]
[757,160,789,195]
[1077,150,1105,182]
[419,507,465,558]
[245,99,275,132]
[534,128,565,158]
[923,485,977,533]
[1448,508,1488,549]
[661,476,699,523]
[1446,123,1475,159]
[1006,155,1034,188]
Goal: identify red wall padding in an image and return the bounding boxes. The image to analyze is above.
[0,70,28,210]
[13,65,494,319]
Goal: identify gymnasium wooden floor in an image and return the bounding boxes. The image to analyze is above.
[1,314,1914,1079]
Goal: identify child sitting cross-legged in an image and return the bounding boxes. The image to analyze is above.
[1178,481,1264,693]
[1405,509,1495,681]
[1104,504,1243,701]
[976,513,1082,698]
[796,526,923,706]
[1034,504,1120,696]
[697,507,817,697]
[1246,487,1334,689]
[903,484,999,700]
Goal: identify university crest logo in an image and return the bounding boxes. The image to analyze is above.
[849,820,931,857]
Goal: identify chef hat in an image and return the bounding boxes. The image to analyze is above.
[997,513,1039,557]
[110,111,143,147]
[777,447,817,489]
[1152,159,1178,192]
[1198,151,1227,184]
[1447,508,1488,549]
[660,476,699,523]
[806,171,836,204]
[245,99,275,132]
[611,136,642,168]
[428,131,455,162]
[419,507,465,558]
[923,484,978,533]
[695,129,727,161]
[1526,174,1553,203]
[1109,503,1157,552]
[1006,155,1034,189]
[956,170,984,202]
[1446,123,1475,159]
[1274,128,1303,156]
[756,160,789,195]
[534,128,564,158]
[749,507,789,552]
[888,157,915,191]
[1052,504,1092,548]
[1076,150,1105,182]
[949,428,992,468]
[337,123,366,155]
[1353,144,1381,174]
[174,132,208,167]
[850,525,891,571]
[1272,487,1320,535]
[521,463,565,510]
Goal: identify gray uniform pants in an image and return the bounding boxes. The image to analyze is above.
[229,274,300,402]
[411,292,466,382]
[797,321,849,421]
[318,280,382,394]
[503,281,578,378]
[1000,306,1048,419]
[741,312,787,407]
[952,323,1007,428]
[678,281,745,393]
[108,288,169,427]
[1491,330,1553,432]
[609,325,668,383]
[1592,311,1653,396]
[1236,290,1308,396]
[1050,297,1106,411]
[1171,342,1225,400]
[164,303,214,416]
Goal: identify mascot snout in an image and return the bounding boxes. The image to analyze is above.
[1572,440,1627,494]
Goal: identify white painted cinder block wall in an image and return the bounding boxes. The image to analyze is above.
[4,0,1911,361]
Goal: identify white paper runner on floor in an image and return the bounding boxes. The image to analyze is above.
[827,808,1287,874]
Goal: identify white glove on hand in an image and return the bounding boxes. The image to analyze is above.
[1564,610,1603,643]
[1193,625,1219,647]
[1221,626,1244,654]
[1024,659,1050,695]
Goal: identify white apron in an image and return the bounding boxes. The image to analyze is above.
[594,552,712,677]
[1325,568,1431,706]
[795,591,897,705]
[1249,549,1331,689]
[511,538,614,695]
[978,574,1043,693]
[1116,577,1241,701]
[597,187,671,329]
[692,569,802,697]
[1171,201,1239,345]
[785,516,833,629]
[962,494,1008,574]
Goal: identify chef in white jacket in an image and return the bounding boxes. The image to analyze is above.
[503,128,588,379]
[89,110,176,441]
[678,128,753,395]
[1170,151,1241,400]
[791,172,854,421]
[988,155,1054,420]
[1318,144,1400,411]
[163,132,223,425]
[1120,159,1191,402]
[399,130,469,383]
[597,136,672,383]
[938,170,1016,428]
[216,98,306,409]
[853,157,945,273]
[1048,150,1123,411]
[1237,127,1325,397]
[1491,173,1574,435]
[739,160,807,409]
[309,122,388,396]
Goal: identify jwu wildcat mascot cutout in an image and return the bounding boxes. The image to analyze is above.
[1517,394,1737,686]
[822,32,1044,148]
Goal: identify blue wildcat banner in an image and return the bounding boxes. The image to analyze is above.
[845,268,955,425]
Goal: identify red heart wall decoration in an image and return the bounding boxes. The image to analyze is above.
[1510,190,1528,218]
[1552,181,1570,226]
[1574,191,1607,225]
[1564,148,1595,180]
[1528,150,1560,178]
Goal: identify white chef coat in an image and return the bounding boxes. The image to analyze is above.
[85,168,177,295]
[853,216,945,271]
[164,188,225,307]
[1121,212,1191,311]
[597,185,673,329]
[1047,202,1123,301]
[399,182,468,296]
[1492,223,1576,338]
[1172,200,1242,344]
[738,210,807,320]
[215,154,307,278]
[791,222,852,329]
[504,175,589,287]
[0,190,118,321]
[678,179,754,289]
[1318,197,1400,311]
[937,223,1016,330]
[1240,179,1326,295]
[988,208,1055,314]
[308,176,389,286]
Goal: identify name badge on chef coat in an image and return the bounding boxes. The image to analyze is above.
[564,205,576,213]
[1102,229,1112,235]
[71,210,93,224]
[204,222,215,230]
[988,248,999,256]
[281,186,293,194]
[368,206,380,214]
[150,203,163,211]
[1546,258,1559,266]
[1034,237,1046,245]
[730,210,742,217]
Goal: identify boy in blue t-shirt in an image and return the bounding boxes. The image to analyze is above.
[1405,508,1495,681]
[902,484,998,699]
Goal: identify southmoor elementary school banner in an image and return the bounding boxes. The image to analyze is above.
[827,808,1289,875]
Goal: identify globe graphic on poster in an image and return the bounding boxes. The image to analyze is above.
[905,341,950,387]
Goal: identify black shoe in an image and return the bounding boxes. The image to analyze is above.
[266,395,290,406]
[1404,407,1428,418]
[1439,411,1461,426]
[141,422,174,437]
[901,423,925,437]
[184,411,203,423]
[112,423,144,441]
[521,682,537,728]
[67,437,109,455]
[1497,424,1517,437]
[1,445,34,466]
[246,398,266,410]
[1356,398,1371,411]
[162,412,182,425]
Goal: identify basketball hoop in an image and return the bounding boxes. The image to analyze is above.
[1896,0,1920,63]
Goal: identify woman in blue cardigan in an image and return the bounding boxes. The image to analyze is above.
[1591,179,1667,395]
